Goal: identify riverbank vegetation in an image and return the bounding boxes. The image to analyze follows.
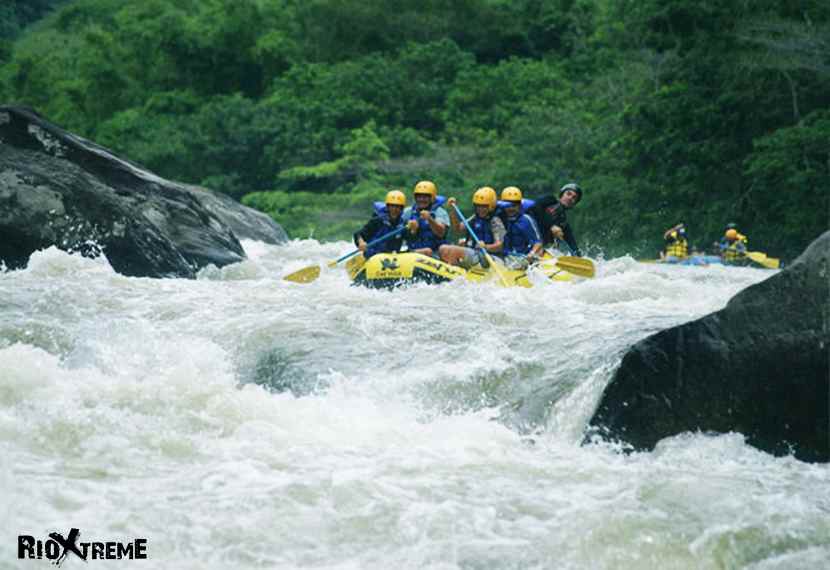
[1,0,827,258]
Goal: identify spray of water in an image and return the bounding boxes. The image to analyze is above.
[1,243,827,569]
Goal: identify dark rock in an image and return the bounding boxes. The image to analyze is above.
[586,231,830,462]
[0,105,286,278]
[189,186,288,245]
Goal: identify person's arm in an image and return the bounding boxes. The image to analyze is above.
[354,216,382,250]
[354,216,376,247]
[403,207,419,236]
[422,207,449,238]
[446,198,466,234]
[483,216,505,253]
[529,195,556,217]
[354,221,367,247]
[540,202,569,247]
[663,223,683,240]
[561,222,581,256]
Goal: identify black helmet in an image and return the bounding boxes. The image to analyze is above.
[559,183,583,204]
[725,222,738,230]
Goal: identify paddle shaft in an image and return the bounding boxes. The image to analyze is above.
[334,225,406,266]
[450,203,510,286]
[284,223,406,283]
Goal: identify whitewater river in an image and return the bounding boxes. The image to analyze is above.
[2,241,828,569]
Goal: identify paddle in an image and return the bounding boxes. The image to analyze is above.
[551,255,595,278]
[283,225,406,283]
[541,249,595,278]
[747,251,780,269]
[450,203,511,287]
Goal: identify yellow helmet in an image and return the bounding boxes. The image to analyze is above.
[501,186,523,202]
[725,229,738,240]
[413,180,438,199]
[385,190,406,207]
[472,186,497,211]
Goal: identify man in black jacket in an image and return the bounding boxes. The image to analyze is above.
[526,183,583,256]
[353,190,407,258]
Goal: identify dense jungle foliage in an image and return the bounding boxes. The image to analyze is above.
[1,0,828,259]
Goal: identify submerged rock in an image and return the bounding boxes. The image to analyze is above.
[586,231,830,463]
[0,105,286,278]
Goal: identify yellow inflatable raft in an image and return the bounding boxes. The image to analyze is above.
[346,252,573,288]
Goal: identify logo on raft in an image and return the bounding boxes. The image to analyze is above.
[380,258,400,271]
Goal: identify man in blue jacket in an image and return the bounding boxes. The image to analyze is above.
[498,186,542,269]
[440,187,505,269]
[403,180,450,257]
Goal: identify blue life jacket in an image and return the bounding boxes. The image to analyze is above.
[496,198,535,215]
[466,214,496,247]
[366,202,405,257]
[407,196,447,251]
[502,213,542,256]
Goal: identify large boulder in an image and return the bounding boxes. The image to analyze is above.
[0,105,287,278]
[586,231,830,463]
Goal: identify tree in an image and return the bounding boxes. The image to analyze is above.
[743,109,830,256]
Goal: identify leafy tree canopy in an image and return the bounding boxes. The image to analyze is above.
[1,0,827,259]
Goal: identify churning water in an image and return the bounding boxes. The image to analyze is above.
[1,241,828,569]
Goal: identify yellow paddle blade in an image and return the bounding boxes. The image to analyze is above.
[283,265,321,283]
[554,256,595,278]
[747,251,780,269]
[345,253,366,280]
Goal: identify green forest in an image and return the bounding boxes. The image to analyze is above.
[1,0,828,259]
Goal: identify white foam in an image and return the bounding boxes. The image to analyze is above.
[1,240,818,569]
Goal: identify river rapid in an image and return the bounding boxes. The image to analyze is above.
[2,241,828,569]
